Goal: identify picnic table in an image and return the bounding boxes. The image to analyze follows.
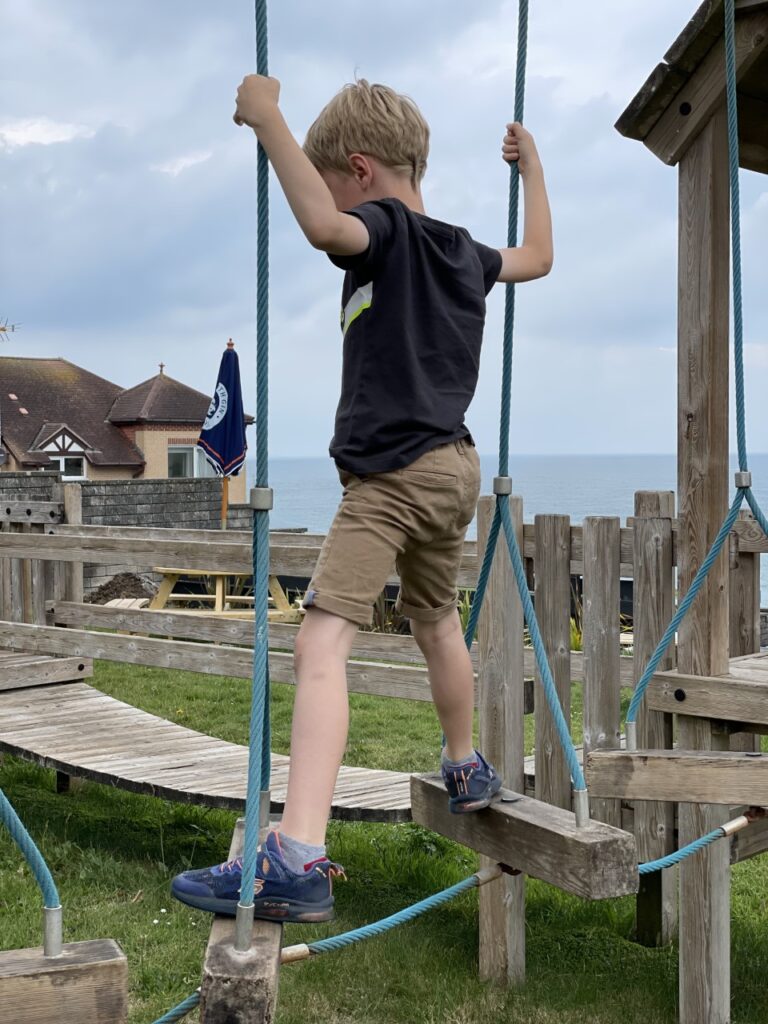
[149,567,302,622]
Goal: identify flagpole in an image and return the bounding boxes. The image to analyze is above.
[221,475,229,530]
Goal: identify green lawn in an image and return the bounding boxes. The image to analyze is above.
[2,662,768,1024]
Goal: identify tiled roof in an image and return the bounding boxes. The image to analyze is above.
[0,357,144,468]
[108,372,212,424]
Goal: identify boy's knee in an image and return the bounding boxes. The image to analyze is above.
[411,609,461,649]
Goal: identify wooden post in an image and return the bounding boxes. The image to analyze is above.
[633,491,677,947]
[677,106,731,1024]
[533,514,571,810]
[476,495,525,985]
[62,485,83,604]
[582,517,621,828]
[729,512,761,752]
[200,818,282,1022]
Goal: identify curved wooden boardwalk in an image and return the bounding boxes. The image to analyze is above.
[0,671,412,823]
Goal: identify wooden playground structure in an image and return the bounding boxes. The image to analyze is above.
[1,1,768,1021]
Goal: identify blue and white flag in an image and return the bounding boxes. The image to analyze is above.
[197,342,247,476]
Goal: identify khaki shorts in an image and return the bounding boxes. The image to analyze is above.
[303,439,481,626]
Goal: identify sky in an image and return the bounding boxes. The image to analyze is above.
[1,0,766,458]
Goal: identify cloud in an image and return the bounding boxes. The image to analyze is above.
[151,150,213,177]
[2,0,766,458]
[0,117,95,149]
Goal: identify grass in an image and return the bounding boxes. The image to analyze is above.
[1,662,768,1023]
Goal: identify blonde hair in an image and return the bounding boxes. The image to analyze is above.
[303,80,429,186]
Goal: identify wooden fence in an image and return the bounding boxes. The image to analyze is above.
[0,487,764,980]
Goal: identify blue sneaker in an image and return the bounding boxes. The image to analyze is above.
[441,749,501,813]
[170,831,345,922]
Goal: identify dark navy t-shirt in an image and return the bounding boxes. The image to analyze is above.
[328,197,502,475]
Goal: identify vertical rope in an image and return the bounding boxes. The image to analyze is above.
[240,0,272,916]
[498,0,528,476]
[0,787,59,908]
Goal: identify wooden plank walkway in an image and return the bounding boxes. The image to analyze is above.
[0,681,412,823]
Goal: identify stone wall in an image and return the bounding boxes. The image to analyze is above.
[0,473,254,593]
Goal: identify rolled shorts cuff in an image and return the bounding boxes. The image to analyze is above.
[395,596,458,622]
[302,589,372,627]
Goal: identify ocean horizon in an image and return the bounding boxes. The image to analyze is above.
[248,452,768,603]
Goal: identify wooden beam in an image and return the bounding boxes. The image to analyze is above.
[0,501,64,525]
[586,748,768,804]
[534,515,571,810]
[582,517,621,828]
[476,495,525,984]
[200,819,282,1023]
[676,106,732,1024]
[632,491,677,948]
[648,668,768,726]
[0,655,92,691]
[410,774,638,901]
[645,10,768,165]
[0,619,443,702]
[0,939,127,1024]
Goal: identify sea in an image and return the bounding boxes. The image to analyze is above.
[250,453,768,603]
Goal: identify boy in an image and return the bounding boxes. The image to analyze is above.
[172,77,552,922]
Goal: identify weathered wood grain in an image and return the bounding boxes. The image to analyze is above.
[582,517,621,827]
[646,10,768,166]
[648,667,768,725]
[0,681,412,822]
[0,501,64,525]
[632,491,677,947]
[0,939,127,1024]
[410,774,638,900]
[477,496,525,985]
[676,107,731,1024]
[534,515,571,810]
[586,748,768,804]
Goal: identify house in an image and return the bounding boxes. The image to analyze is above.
[0,357,249,502]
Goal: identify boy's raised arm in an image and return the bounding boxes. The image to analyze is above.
[497,122,553,283]
[234,75,370,256]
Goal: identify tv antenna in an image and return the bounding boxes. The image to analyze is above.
[0,319,20,339]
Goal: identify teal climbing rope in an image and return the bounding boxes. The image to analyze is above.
[0,787,59,909]
[239,0,273,929]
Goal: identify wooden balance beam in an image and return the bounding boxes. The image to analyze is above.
[0,939,127,1024]
[410,775,638,900]
[585,748,768,805]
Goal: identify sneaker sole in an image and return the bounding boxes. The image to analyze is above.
[171,885,335,923]
[448,776,502,814]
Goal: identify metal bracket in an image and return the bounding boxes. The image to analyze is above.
[250,487,274,511]
[493,476,512,495]
[735,471,752,489]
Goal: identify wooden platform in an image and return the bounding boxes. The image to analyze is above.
[0,682,412,823]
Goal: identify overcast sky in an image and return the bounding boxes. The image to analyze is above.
[2,0,766,457]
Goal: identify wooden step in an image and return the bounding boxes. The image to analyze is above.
[0,939,127,1024]
[410,774,638,900]
[585,748,768,805]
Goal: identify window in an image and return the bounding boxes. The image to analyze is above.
[168,446,217,479]
[49,455,86,480]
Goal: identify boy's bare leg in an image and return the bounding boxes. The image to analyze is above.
[279,607,359,846]
[410,609,475,763]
